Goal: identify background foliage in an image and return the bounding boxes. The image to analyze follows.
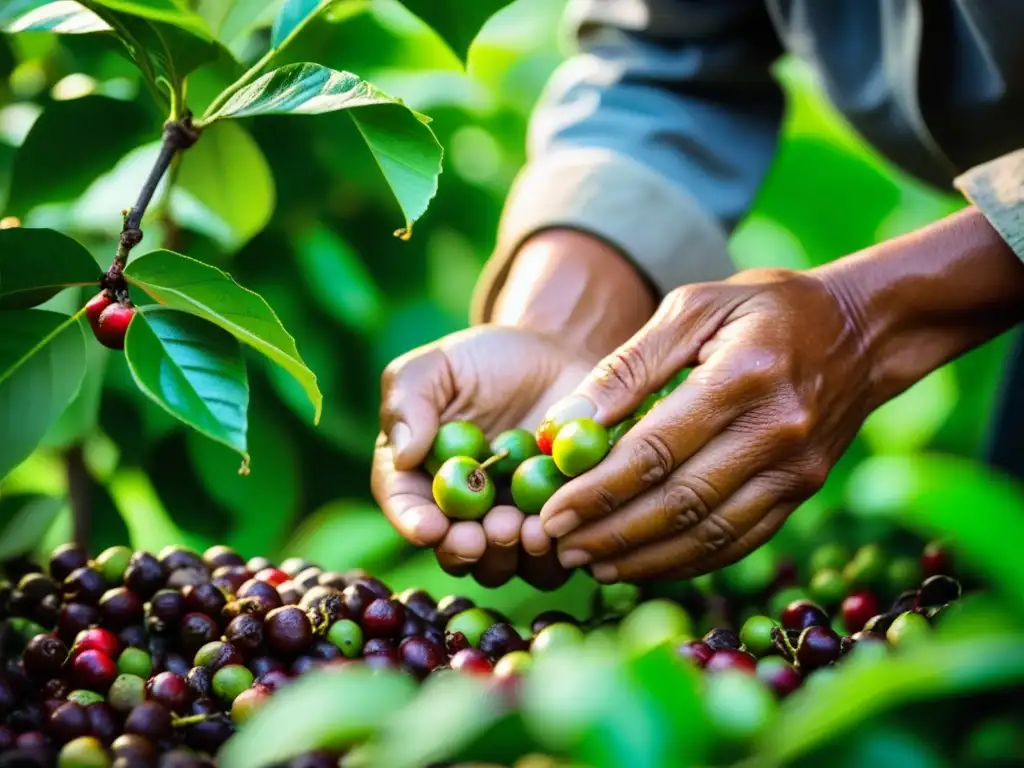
[0,0,1017,625]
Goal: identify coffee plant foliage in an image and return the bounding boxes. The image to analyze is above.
[1,3,1024,765]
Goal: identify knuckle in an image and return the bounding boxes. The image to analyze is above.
[660,479,716,530]
[586,483,619,518]
[594,347,648,396]
[776,406,815,445]
[700,515,739,554]
[631,432,676,485]
[799,453,832,493]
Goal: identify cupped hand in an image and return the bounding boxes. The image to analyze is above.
[371,324,597,590]
[538,267,875,582]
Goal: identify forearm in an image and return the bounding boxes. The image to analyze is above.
[489,229,657,359]
[817,207,1024,409]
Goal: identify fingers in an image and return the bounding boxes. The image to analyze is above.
[554,426,777,567]
[435,521,487,575]
[586,477,788,583]
[545,284,736,426]
[520,515,552,556]
[371,439,449,547]
[539,358,747,538]
[471,507,524,588]
[379,346,453,470]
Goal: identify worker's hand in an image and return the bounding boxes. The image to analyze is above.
[372,325,596,590]
[538,267,874,582]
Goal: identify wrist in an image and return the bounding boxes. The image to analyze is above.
[814,207,1024,408]
[488,228,657,358]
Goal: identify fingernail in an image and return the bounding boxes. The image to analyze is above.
[558,548,590,569]
[591,563,618,582]
[389,422,411,456]
[543,510,581,538]
[544,395,596,424]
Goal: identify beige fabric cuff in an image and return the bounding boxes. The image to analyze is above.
[470,148,736,324]
[955,149,1024,260]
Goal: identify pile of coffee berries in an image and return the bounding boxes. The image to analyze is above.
[0,542,592,767]
[84,291,135,351]
[424,370,695,520]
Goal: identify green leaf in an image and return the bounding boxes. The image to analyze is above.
[2,1,110,33]
[293,223,382,332]
[218,666,418,768]
[175,119,275,250]
[397,0,516,63]
[0,495,64,561]
[5,95,151,219]
[195,0,279,51]
[759,634,1024,766]
[0,310,88,480]
[270,0,330,48]
[356,673,505,768]
[124,307,249,457]
[123,249,321,422]
[87,0,212,39]
[200,63,442,232]
[845,454,1024,611]
[0,228,102,309]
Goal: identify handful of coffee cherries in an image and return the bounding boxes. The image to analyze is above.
[426,370,691,520]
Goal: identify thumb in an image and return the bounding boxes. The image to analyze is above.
[545,286,718,426]
[379,346,452,471]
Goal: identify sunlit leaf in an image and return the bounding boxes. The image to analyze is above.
[86,0,212,39]
[846,454,1024,611]
[0,310,87,480]
[5,95,151,219]
[124,249,321,422]
[124,307,249,456]
[2,1,110,33]
[200,63,442,231]
[270,0,330,48]
[0,495,64,561]
[759,634,1024,766]
[396,0,516,64]
[0,228,102,309]
[175,119,275,251]
[219,665,418,768]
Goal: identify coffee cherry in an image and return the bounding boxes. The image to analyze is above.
[450,648,492,676]
[510,456,566,514]
[123,554,166,601]
[703,627,742,653]
[224,615,264,656]
[85,292,114,330]
[551,418,609,477]
[230,685,271,725]
[98,589,142,629]
[94,303,135,350]
[211,665,253,704]
[264,606,312,655]
[145,672,189,713]
[193,642,243,672]
[795,626,841,670]
[398,636,445,679]
[706,649,758,674]
[58,734,110,767]
[23,635,69,682]
[841,592,879,634]
[64,568,108,605]
[111,733,155,762]
[755,656,802,697]
[426,421,489,474]
[107,675,146,714]
[94,547,133,588]
[202,546,245,570]
[530,623,584,655]
[917,575,961,607]
[327,619,363,658]
[85,703,118,745]
[48,702,91,743]
[488,429,541,478]
[478,623,528,660]
[72,650,117,692]
[676,640,714,668]
[445,608,493,648]
[124,701,171,742]
[529,610,577,635]
[808,568,847,608]
[178,614,219,657]
[116,648,152,679]
[781,600,830,631]
[739,616,779,657]
[920,540,952,577]
[432,457,495,520]
[49,544,90,583]
[886,611,931,646]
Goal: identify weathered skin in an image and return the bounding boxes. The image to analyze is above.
[538,207,1024,582]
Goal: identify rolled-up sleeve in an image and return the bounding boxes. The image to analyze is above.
[955,149,1024,260]
[471,0,785,323]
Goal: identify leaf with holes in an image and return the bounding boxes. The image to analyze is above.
[0,228,102,309]
[0,310,88,481]
[124,250,320,422]
[200,63,442,232]
[398,0,517,63]
[124,307,250,457]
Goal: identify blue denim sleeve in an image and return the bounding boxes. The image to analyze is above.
[472,0,785,322]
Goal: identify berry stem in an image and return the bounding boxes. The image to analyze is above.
[478,450,510,473]
[170,713,214,728]
[103,117,200,298]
